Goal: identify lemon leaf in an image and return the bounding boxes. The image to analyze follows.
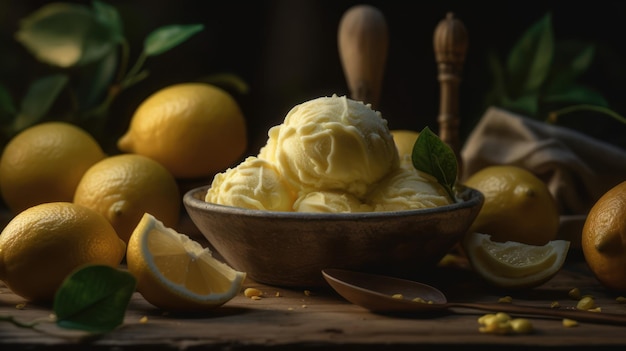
[15,2,121,68]
[13,74,68,132]
[506,12,553,97]
[53,265,136,334]
[411,126,458,199]
[91,0,124,42]
[144,24,204,57]
[0,84,16,119]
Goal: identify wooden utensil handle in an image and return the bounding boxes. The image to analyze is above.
[434,12,468,177]
[338,4,388,109]
[450,302,626,326]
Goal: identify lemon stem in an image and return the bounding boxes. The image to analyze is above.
[547,104,626,125]
[121,52,149,90]
[115,39,131,85]
[81,43,148,127]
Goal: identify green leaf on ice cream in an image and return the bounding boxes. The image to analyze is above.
[411,126,458,200]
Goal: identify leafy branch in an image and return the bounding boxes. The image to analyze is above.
[485,12,609,118]
[484,12,625,148]
[0,0,205,146]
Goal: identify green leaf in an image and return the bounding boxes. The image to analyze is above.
[92,0,124,41]
[502,94,540,117]
[0,84,16,116]
[144,24,204,57]
[53,265,136,334]
[484,51,508,107]
[543,85,609,107]
[15,2,121,67]
[411,126,458,199]
[546,41,595,93]
[506,12,554,97]
[74,48,118,110]
[13,74,68,131]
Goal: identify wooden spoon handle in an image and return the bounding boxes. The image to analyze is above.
[449,302,626,326]
[338,4,388,109]
[434,12,468,177]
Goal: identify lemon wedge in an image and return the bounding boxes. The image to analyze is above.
[126,213,246,311]
[463,232,570,289]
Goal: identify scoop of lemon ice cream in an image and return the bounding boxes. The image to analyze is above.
[263,95,398,198]
[205,156,295,211]
[208,94,452,213]
[293,190,373,213]
[367,167,452,211]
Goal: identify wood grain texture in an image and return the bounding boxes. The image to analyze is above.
[1,258,626,350]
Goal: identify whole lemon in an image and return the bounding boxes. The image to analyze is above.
[73,154,181,244]
[117,83,247,179]
[0,202,126,301]
[390,129,420,168]
[581,181,626,292]
[464,165,560,246]
[0,122,106,214]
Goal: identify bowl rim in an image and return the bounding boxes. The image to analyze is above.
[183,185,484,220]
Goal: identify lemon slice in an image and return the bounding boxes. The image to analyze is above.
[463,232,570,289]
[126,213,246,311]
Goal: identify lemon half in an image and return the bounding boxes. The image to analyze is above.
[463,232,570,289]
[126,213,246,311]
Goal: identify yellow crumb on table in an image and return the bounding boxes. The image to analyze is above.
[563,318,578,327]
[244,288,263,298]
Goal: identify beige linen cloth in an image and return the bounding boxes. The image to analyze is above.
[461,106,626,217]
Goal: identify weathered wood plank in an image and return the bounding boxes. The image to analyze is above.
[2,258,626,350]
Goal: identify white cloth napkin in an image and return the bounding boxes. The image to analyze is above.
[461,106,626,216]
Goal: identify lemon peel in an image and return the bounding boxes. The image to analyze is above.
[582,181,626,292]
[117,83,247,178]
[73,154,180,244]
[464,165,560,246]
[0,122,105,214]
[0,202,125,301]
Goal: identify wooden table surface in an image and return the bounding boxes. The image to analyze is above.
[2,247,626,351]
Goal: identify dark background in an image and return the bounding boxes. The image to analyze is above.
[2,0,626,155]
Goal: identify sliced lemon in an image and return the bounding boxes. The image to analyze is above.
[126,213,246,311]
[462,232,570,289]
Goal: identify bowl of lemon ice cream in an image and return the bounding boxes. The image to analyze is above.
[184,95,483,287]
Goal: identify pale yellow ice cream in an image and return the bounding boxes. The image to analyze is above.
[206,94,453,213]
[205,156,295,211]
[293,190,373,213]
[366,167,452,211]
[262,95,398,198]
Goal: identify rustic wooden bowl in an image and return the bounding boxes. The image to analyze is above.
[183,185,483,288]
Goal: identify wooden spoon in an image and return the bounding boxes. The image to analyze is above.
[338,4,388,109]
[322,268,626,326]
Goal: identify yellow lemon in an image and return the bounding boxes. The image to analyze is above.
[117,83,247,179]
[0,122,106,214]
[463,232,570,289]
[73,154,180,244]
[126,213,246,311]
[582,181,626,292]
[0,202,126,301]
[391,129,420,168]
[464,165,560,246]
